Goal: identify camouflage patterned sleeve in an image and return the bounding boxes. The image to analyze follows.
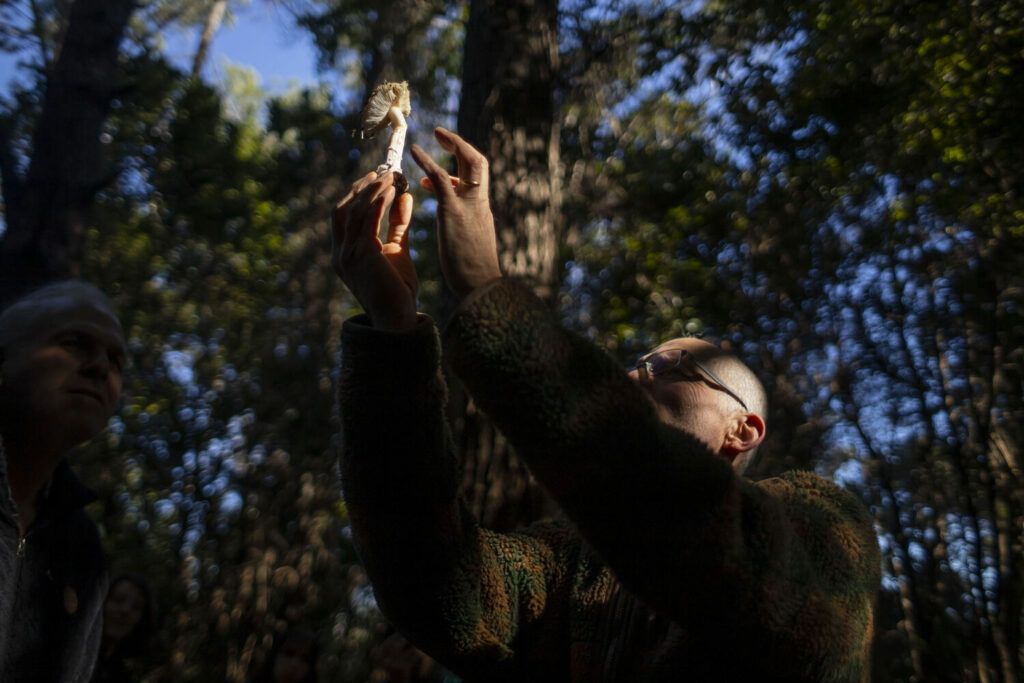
[443,279,881,679]
[337,313,584,680]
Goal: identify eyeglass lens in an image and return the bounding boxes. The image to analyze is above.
[645,351,698,378]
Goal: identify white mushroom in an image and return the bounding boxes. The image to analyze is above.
[354,81,412,194]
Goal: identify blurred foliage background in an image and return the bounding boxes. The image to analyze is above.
[0,0,1021,680]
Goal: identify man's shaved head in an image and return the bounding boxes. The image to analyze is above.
[632,336,768,473]
[704,348,767,422]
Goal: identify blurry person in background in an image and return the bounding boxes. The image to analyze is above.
[90,573,158,683]
[249,626,319,683]
[0,281,127,682]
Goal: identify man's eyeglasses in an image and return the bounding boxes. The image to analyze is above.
[633,349,749,412]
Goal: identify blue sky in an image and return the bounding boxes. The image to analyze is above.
[168,3,321,91]
[0,3,321,93]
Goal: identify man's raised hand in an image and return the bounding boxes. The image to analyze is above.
[410,128,501,300]
[332,172,418,331]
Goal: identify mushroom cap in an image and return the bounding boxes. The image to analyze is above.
[355,81,412,139]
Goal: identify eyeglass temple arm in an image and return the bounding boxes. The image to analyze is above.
[680,350,749,412]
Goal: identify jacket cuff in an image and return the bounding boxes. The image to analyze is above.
[341,313,440,383]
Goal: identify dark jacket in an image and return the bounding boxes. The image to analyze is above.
[339,278,880,682]
[0,443,108,682]
[89,655,136,683]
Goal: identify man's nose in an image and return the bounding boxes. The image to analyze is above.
[627,365,649,383]
[81,348,110,377]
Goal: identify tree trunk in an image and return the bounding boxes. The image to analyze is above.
[0,0,136,304]
[459,0,562,302]
[191,0,229,80]
[452,0,561,530]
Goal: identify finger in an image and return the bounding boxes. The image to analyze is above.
[351,172,394,217]
[419,176,463,192]
[368,184,396,240]
[369,190,392,242]
[345,188,394,264]
[331,172,378,245]
[434,127,488,189]
[346,175,394,247]
[434,127,486,164]
[334,172,377,215]
[410,144,455,202]
[386,192,414,246]
[334,171,387,234]
[433,127,458,154]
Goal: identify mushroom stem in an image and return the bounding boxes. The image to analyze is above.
[355,81,411,194]
[377,106,407,176]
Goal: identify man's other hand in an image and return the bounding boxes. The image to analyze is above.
[332,172,418,331]
[411,127,501,300]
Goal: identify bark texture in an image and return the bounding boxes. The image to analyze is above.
[0,0,136,304]
[452,0,562,530]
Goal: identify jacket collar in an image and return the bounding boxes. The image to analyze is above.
[0,435,98,522]
[39,459,98,518]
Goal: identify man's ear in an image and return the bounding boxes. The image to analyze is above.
[722,412,766,462]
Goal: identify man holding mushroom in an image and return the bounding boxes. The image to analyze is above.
[331,126,880,681]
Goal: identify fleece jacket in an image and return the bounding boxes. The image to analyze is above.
[339,278,880,682]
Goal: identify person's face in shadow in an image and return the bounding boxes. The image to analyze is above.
[3,295,125,446]
[103,579,146,644]
[272,640,313,683]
